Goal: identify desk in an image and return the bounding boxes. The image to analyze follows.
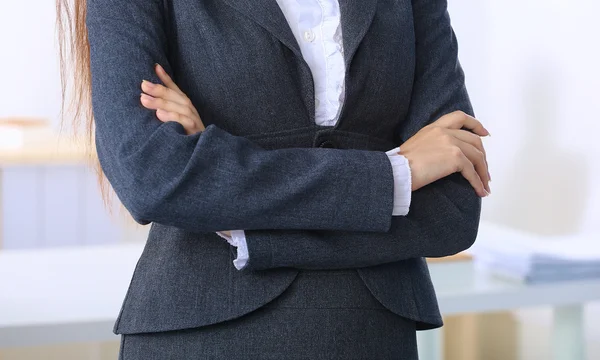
[419,259,598,360]
[1,225,599,360]
[419,223,600,360]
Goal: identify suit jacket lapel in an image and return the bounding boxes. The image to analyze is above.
[221,0,302,59]
[221,0,379,125]
[222,0,379,69]
[339,0,379,69]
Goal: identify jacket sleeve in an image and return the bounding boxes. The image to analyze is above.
[86,0,396,233]
[241,0,482,271]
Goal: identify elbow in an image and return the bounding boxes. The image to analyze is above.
[106,173,159,226]
[426,177,482,257]
[94,121,212,228]
[96,146,172,227]
[116,171,185,228]
[428,211,479,258]
[116,178,185,227]
[446,195,482,255]
[110,162,215,231]
[450,215,480,254]
[123,196,156,226]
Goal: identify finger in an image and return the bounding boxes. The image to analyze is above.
[436,111,490,137]
[154,63,183,93]
[449,129,491,182]
[452,141,490,193]
[155,109,198,134]
[141,80,190,107]
[456,152,488,197]
[449,129,485,154]
[140,93,193,117]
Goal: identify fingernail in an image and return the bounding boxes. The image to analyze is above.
[140,93,151,102]
[154,63,162,71]
[142,80,154,88]
[484,189,491,197]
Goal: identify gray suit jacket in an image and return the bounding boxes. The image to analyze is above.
[86,0,480,333]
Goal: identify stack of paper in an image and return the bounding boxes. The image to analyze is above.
[470,222,600,284]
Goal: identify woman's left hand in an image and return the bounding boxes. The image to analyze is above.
[141,65,235,237]
[140,63,205,135]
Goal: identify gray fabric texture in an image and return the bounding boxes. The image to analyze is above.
[118,269,418,359]
[86,0,480,335]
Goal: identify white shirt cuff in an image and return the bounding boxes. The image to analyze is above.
[216,230,249,270]
[385,147,412,216]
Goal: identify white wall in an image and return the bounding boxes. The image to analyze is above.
[449,0,600,236]
[449,0,600,358]
[0,2,63,124]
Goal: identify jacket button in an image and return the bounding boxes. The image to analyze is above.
[318,140,337,148]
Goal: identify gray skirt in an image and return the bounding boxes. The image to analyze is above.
[118,268,418,359]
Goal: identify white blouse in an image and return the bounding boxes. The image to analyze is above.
[277,0,346,126]
[218,0,412,270]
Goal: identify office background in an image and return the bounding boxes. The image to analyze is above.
[0,0,598,359]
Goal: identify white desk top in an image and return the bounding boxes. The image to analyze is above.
[431,223,600,315]
[0,244,141,347]
[1,223,600,347]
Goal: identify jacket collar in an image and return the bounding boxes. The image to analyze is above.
[221,0,379,69]
[339,0,379,69]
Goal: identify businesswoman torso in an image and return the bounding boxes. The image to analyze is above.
[57,0,489,358]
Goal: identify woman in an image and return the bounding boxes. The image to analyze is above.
[57,0,490,358]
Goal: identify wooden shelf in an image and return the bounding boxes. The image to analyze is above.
[0,139,94,165]
[427,252,473,263]
[0,119,94,165]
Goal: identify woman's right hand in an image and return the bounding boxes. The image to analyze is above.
[399,111,491,197]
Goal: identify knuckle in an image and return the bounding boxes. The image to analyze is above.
[475,136,483,148]
[477,149,485,160]
[449,110,464,122]
[441,132,453,144]
[181,117,192,127]
[431,126,444,136]
[475,150,485,165]
[154,85,167,97]
[451,146,463,158]
[151,85,163,98]
[155,98,166,108]
[455,158,465,172]
[159,86,170,96]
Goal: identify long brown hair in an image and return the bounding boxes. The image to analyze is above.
[56,0,113,207]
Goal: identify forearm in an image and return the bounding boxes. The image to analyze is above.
[87,0,396,234]
[219,148,414,270]
[241,174,479,271]
[96,124,395,232]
